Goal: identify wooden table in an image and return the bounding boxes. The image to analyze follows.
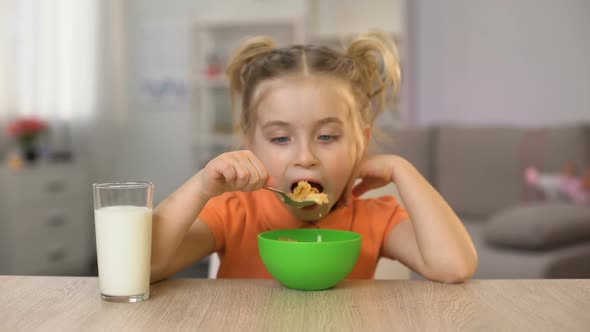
[1,277,589,331]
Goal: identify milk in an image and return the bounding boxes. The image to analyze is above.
[94,205,152,297]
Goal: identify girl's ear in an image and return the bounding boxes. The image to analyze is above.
[242,132,252,150]
[363,127,372,148]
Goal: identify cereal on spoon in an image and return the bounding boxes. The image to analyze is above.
[289,181,329,205]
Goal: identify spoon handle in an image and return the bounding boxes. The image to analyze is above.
[263,186,284,194]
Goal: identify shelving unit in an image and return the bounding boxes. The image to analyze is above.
[191,16,306,169]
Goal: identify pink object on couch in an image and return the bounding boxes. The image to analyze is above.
[524,166,589,204]
[561,176,590,203]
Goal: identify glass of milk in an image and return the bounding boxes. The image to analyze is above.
[93,181,154,303]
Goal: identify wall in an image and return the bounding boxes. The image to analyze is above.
[412,0,590,126]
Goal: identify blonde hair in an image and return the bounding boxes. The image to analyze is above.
[226,30,401,150]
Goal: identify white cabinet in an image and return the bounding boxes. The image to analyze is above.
[191,16,306,168]
[0,164,94,275]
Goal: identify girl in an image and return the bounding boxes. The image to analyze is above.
[150,31,477,283]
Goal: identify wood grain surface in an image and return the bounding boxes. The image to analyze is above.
[1,277,589,331]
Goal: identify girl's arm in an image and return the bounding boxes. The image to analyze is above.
[150,150,268,283]
[150,172,215,283]
[353,155,478,283]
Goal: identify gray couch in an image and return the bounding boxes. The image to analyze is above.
[380,124,590,279]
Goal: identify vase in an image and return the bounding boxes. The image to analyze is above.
[19,142,40,164]
[23,147,39,163]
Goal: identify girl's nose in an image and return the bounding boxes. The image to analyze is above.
[294,143,318,168]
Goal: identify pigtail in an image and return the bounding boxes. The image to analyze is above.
[226,36,276,95]
[225,37,275,135]
[346,30,401,124]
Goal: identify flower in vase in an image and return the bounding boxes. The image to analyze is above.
[7,117,49,162]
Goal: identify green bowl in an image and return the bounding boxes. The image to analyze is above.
[258,229,362,291]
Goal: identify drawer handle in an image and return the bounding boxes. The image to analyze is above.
[48,249,67,262]
[46,214,67,228]
[46,180,66,193]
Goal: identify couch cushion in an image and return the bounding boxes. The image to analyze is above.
[436,126,526,218]
[483,202,590,250]
[375,127,434,184]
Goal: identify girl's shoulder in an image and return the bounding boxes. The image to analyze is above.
[352,195,406,220]
[354,195,402,208]
[349,196,408,234]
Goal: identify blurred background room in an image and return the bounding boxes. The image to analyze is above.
[0,0,589,279]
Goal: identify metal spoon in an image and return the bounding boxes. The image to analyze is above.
[263,186,317,208]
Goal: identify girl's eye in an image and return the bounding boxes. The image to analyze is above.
[271,136,290,144]
[318,135,337,141]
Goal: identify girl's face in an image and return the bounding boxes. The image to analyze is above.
[248,76,364,221]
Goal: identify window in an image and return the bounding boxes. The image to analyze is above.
[1,0,99,121]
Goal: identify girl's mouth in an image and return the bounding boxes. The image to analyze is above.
[290,181,324,193]
[286,180,329,211]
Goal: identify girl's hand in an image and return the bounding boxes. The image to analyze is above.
[198,150,268,199]
[352,154,399,197]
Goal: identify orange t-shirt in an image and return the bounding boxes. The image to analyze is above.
[199,189,409,279]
